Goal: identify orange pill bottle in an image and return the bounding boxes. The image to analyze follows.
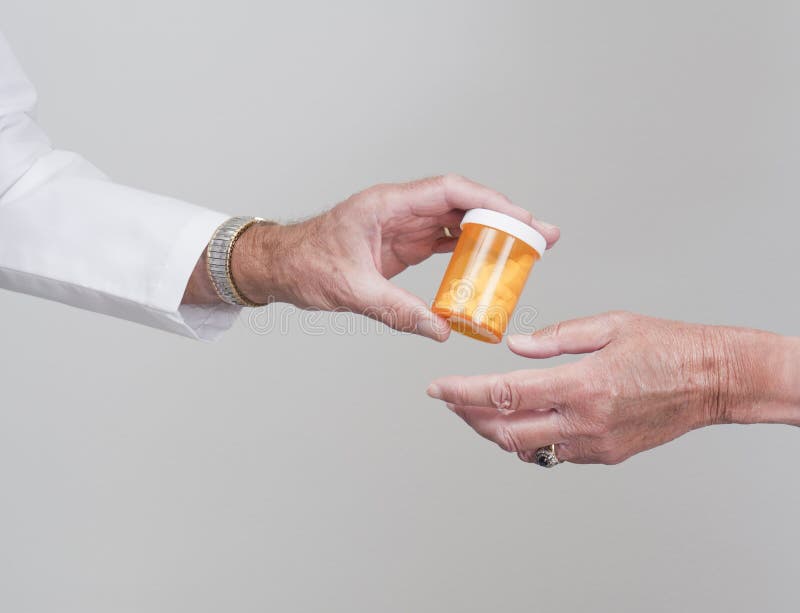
[431,209,546,343]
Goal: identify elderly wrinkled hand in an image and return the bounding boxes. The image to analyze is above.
[428,311,800,465]
[206,174,559,341]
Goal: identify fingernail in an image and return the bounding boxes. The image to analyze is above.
[508,334,536,348]
[427,384,443,399]
[445,402,457,412]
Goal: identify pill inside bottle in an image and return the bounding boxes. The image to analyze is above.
[431,208,546,344]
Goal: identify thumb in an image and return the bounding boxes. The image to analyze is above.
[360,276,451,342]
[507,311,621,358]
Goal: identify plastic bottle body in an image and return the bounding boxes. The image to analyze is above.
[431,222,540,343]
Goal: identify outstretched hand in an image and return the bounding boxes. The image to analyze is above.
[428,311,792,464]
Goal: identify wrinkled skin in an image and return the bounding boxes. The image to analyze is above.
[219,174,559,341]
[428,311,797,464]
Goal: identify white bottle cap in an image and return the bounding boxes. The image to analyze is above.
[460,208,547,255]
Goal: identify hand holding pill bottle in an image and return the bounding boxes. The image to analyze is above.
[432,209,546,343]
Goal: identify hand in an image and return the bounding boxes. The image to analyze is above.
[229,174,559,341]
[428,311,799,464]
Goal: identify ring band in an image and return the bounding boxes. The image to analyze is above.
[535,444,559,468]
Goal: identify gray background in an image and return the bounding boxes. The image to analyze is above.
[2,1,799,611]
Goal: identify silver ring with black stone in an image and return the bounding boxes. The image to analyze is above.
[535,444,560,468]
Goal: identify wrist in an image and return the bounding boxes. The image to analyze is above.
[229,221,285,306]
[230,219,323,308]
[709,327,800,426]
[749,334,800,425]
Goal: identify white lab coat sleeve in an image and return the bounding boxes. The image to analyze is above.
[0,33,241,341]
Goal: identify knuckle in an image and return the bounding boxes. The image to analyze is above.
[442,172,465,186]
[490,377,517,411]
[497,424,523,453]
[561,441,591,465]
[608,310,633,324]
[357,184,389,210]
[558,410,586,438]
[569,373,596,406]
[364,183,389,198]
[535,321,562,340]
[450,381,469,404]
[517,451,536,463]
[496,189,513,205]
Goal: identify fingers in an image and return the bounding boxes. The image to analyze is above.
[427,365,572,411]
[429,362,640,465]
[533,220,560,250]
[434,210,466,232]
[392,174,528,220]
[447,405,565,453]
[432,237,459,254]
[385,174,561,248]
[441,174,560,248]
[390,174,560,249]
[361,276,451,342]
[370,175,560,251]
[432,210,464,247]
[507,312,621,359]
[441,174,532,222]
[443,174,560,249]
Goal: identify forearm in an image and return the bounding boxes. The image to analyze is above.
[720,328,800,426]
[1,34,240,340]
